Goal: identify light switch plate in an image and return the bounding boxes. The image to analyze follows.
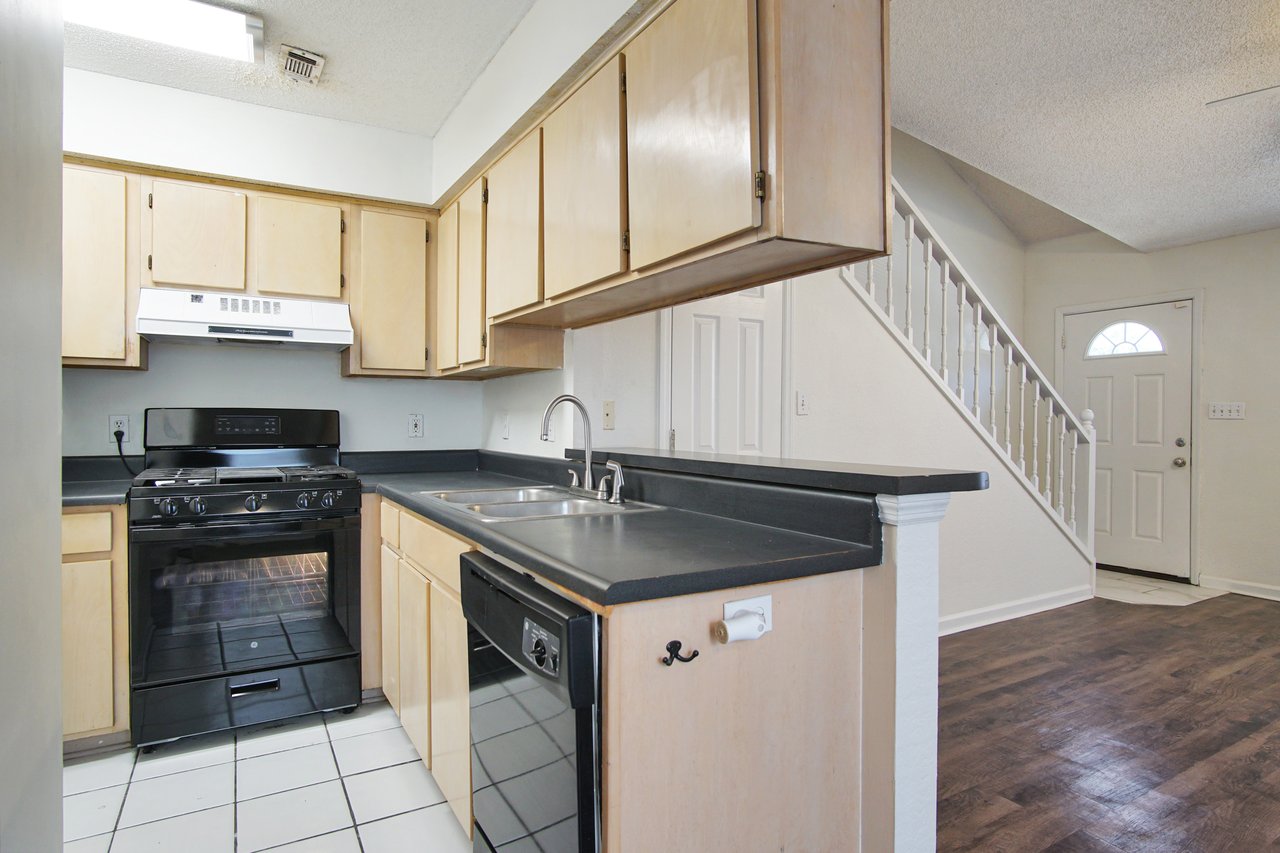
[1209,402,1244,420]
[723,594,773,632]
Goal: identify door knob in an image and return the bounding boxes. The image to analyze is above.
[1175,437,1186,448]
[1173,457,1188,468]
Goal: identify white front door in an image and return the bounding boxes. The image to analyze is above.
[670,285,783,455]
[1062,300,1194,577]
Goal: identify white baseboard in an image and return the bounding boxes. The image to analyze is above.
[1199,575,1280,602]
[939,584,1093,636]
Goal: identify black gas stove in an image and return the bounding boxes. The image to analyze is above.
[127,408,361,746]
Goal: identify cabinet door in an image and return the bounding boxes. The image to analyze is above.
[359,210,427,371]
[457,180,487,365]
[63,167,128,360]
[485,130,542,318]
[430,584,472,835]
[625,0,759,269]
[254,195,343,298]
[63,560,115,735]
[435,202,460,371]
[543,56,627,298]
[150,180,247,290]
[398,559,432,765]
[380,544,401,712]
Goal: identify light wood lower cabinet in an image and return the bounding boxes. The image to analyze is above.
[398,559,432,763]
[380,544,401,713]
[61,505,129,742]
[429,584,472,833]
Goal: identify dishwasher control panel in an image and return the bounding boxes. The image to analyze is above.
[522,617,561,677]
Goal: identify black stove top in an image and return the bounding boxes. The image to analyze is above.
[134,465,357,488]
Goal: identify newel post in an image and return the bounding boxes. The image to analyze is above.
[862,493,951,853]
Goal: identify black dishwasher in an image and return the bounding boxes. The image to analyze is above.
[461,552,601,853]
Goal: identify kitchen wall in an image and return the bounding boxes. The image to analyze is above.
[64,69,434,204]
[2,0,65,845]
[63,343,483,456]
[1024,227,1280,598]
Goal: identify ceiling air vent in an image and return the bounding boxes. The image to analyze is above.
[280,45,325,85]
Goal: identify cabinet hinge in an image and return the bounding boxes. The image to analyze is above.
[622,230,630,253]
[340,274,345,289]
[147,192,153,209]
[147,254,152,270]
[668,428,676,450]
[620,72,627,94]
[425,225,430,244]
[340,218,346,234]
[1061,333,1067,349]
[754,171,767,200]
[481,332,488,349]
[481,187,489,204]
[425,346,430,363]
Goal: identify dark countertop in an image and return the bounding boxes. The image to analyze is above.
[568,447,989,495]
[368,471,879,607]
[63,479,132,506]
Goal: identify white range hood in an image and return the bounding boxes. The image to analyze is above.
[137,288,353,350]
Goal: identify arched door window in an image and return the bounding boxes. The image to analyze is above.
[1086,322,1164,358]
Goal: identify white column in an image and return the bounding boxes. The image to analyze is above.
[862,493,951,853]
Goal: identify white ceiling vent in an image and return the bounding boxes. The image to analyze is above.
[279,45,325,85]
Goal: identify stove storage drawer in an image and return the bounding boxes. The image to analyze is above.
[131,654,359,746]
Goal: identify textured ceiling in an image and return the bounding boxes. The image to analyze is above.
[63,0,537,137]
[940,152,1092,245]
[892,0,1280,251]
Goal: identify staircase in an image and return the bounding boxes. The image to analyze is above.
[845,181,1095,559]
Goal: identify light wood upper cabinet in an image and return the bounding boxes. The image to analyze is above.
[543,56,628,299]
[430,584,472,835]
[148,179,247,290]
[434,203,460,372]
[380,544,401,713]
[357,209,428,372]
[456,180,487,365]
[398,559,432,765]
[485,130,542,318]
[253,195,343,299]
[624,0,759,270]
[63,167,128,360]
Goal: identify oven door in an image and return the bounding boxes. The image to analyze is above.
[129,516,360,742]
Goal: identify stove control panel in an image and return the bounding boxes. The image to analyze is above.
[130,482,360,524]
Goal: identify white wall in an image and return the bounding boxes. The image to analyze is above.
[891,129,1026,333]
[431,0,641,200]
[63,343,483,455]
[1,0,65,845]
[65,69,433,203]
[1025,227,1280,598]
[566,314,663,449]
[789,269,1092,628]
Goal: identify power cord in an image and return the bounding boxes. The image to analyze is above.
[115,430,139,477]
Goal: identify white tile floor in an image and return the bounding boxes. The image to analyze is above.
[63,700,472,852]
[1094,568,1229,606]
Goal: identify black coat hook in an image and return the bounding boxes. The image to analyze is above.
[660,639,699,666]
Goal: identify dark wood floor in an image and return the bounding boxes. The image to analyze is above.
[938,593,1280,852]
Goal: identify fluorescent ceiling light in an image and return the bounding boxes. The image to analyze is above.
[64,0,264,63]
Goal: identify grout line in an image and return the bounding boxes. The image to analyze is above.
[337,757,423,781]
[233,729,239,853]
[326,722,366,853]
[351,798,449,829]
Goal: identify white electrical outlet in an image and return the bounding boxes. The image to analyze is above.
[1209,402,1245,420]
[501,412,510,440]
[795,391,810,416]
[109,415,130,444]
[408,414,424,438]
[603,400,616,430]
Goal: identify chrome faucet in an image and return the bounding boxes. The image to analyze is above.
[541,394,593,492]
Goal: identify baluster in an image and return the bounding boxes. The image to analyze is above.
[1031,382,1040,489]
[866,256,876,304]
[1056,415,1067,515]
[886,243,896,329]
[1018,364,1028,472]
[972,302,983,418]
[940,259,949,381]
[1003,347,1013,454]
[923,238,933,367]
[1069,429,1079,530]
[904,214,915,346]
[956,280,966,404]
[989,323,998,437]
[1044,403,1055,501]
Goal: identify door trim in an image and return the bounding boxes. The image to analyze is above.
[1054,290,1203,583]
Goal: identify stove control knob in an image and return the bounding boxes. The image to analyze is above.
[320,492,336,509]
[296,492,313,509]
[244,495,263,512]
[531,638,548,669]
[159,498,179,517]
[188,496,207,515]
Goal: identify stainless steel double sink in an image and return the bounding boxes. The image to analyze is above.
[419,485,663,522]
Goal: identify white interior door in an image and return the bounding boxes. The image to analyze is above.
[670,285,783,455]
[1062,300,1193,577]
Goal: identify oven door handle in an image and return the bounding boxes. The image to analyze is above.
[129,515,357,543]
[228,678,281,698]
